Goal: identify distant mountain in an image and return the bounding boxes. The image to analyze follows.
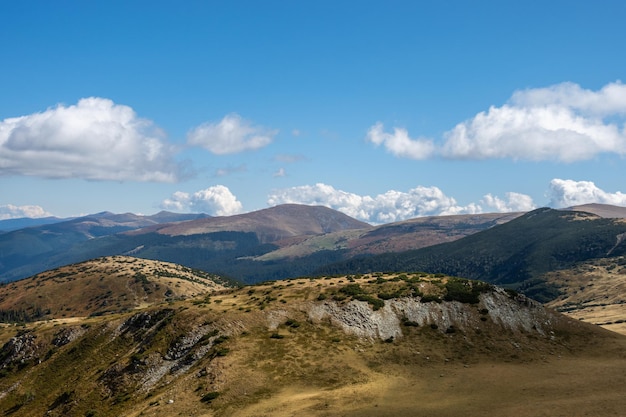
[54,204,373,284]
[128,204,371,241]
[45,206,521,284]
[564,203,626,218]
[0,211,209,282]
[5,204,626,293]
[256,211,523,261]
[0,216,67,233]
[317,208,626,302]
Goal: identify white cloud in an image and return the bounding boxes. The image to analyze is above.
[0,204,53,220]
[187,113,277,154]
[547,179,626,208]
[369,81,626,162]
[160,185,243,216]
[0,97,181,181]
[481,192,536,212]
[366,122,435,160]
[267,183,493,224]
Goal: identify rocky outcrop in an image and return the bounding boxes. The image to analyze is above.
[304,288,555,341]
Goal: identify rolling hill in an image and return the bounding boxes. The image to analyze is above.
[543,255,626,335]
[0,256,231,321]
[0,211,210,282]
[0,266,624,417]
[318,207,626,302]
[0,205,526,284]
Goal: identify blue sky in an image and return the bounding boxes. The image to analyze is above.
[2,1,626,223]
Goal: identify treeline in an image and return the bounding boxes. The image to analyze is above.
[0,307,49,323]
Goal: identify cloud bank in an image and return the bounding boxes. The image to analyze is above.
[547,179,626,208]
[370,81,626,162]
[160,185,243,216]
[267,183,535,224]
[187,113,277,154]
[0,204,52,220]
[0,98,182,181]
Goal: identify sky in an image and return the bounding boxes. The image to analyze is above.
[2,1,626,224]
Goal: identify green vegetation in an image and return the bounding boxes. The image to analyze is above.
[318,208,626,302]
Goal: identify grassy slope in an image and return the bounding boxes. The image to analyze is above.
[0,256,229,321]
[543,256,626,335]
[0,273,624,417]
[318,208,626,302]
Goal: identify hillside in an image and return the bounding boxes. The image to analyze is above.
[128,204,372,241]
[318,208,626,302]
[0,256,230,321]
[543,256,626,335]
[0,212,209,282]
[0,205,370,283]
[256,211,522,261]
[565,203,626,218]
[0,271,624,416]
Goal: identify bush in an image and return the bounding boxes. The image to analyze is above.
[285,319,300,328]
[340,284,363,296]
[200,391,220,403]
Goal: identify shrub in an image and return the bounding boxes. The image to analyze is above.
[285,319,300,328]
[200,391,220,403]
[420,294,441,303]
[340,284,363,296]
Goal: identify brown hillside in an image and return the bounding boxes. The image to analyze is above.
[544,256,626,335]
[565,203,626,218]
[0,256,228,321]
[126,204,372,243]
[0,273,624,416]
[256,212,522,261]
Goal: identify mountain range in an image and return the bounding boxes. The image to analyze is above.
[2,203,626,305]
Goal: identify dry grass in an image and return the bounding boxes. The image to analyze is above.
[0,256,227,321]
[115,273,626,417]
[1,270,625,417]
[544,256,626,335]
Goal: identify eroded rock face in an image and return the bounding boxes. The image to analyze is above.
[0,332,44,367]
[304,288,555,341]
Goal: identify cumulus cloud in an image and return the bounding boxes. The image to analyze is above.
[481,192,536,212]
[547,179,626,208]
[160,185,243,216]
[366,122,435,160]
[0,204,53,220]
[0,97,182,181]
[187,113,277,154]
[268,183,520,224]
[369,81,626,162]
